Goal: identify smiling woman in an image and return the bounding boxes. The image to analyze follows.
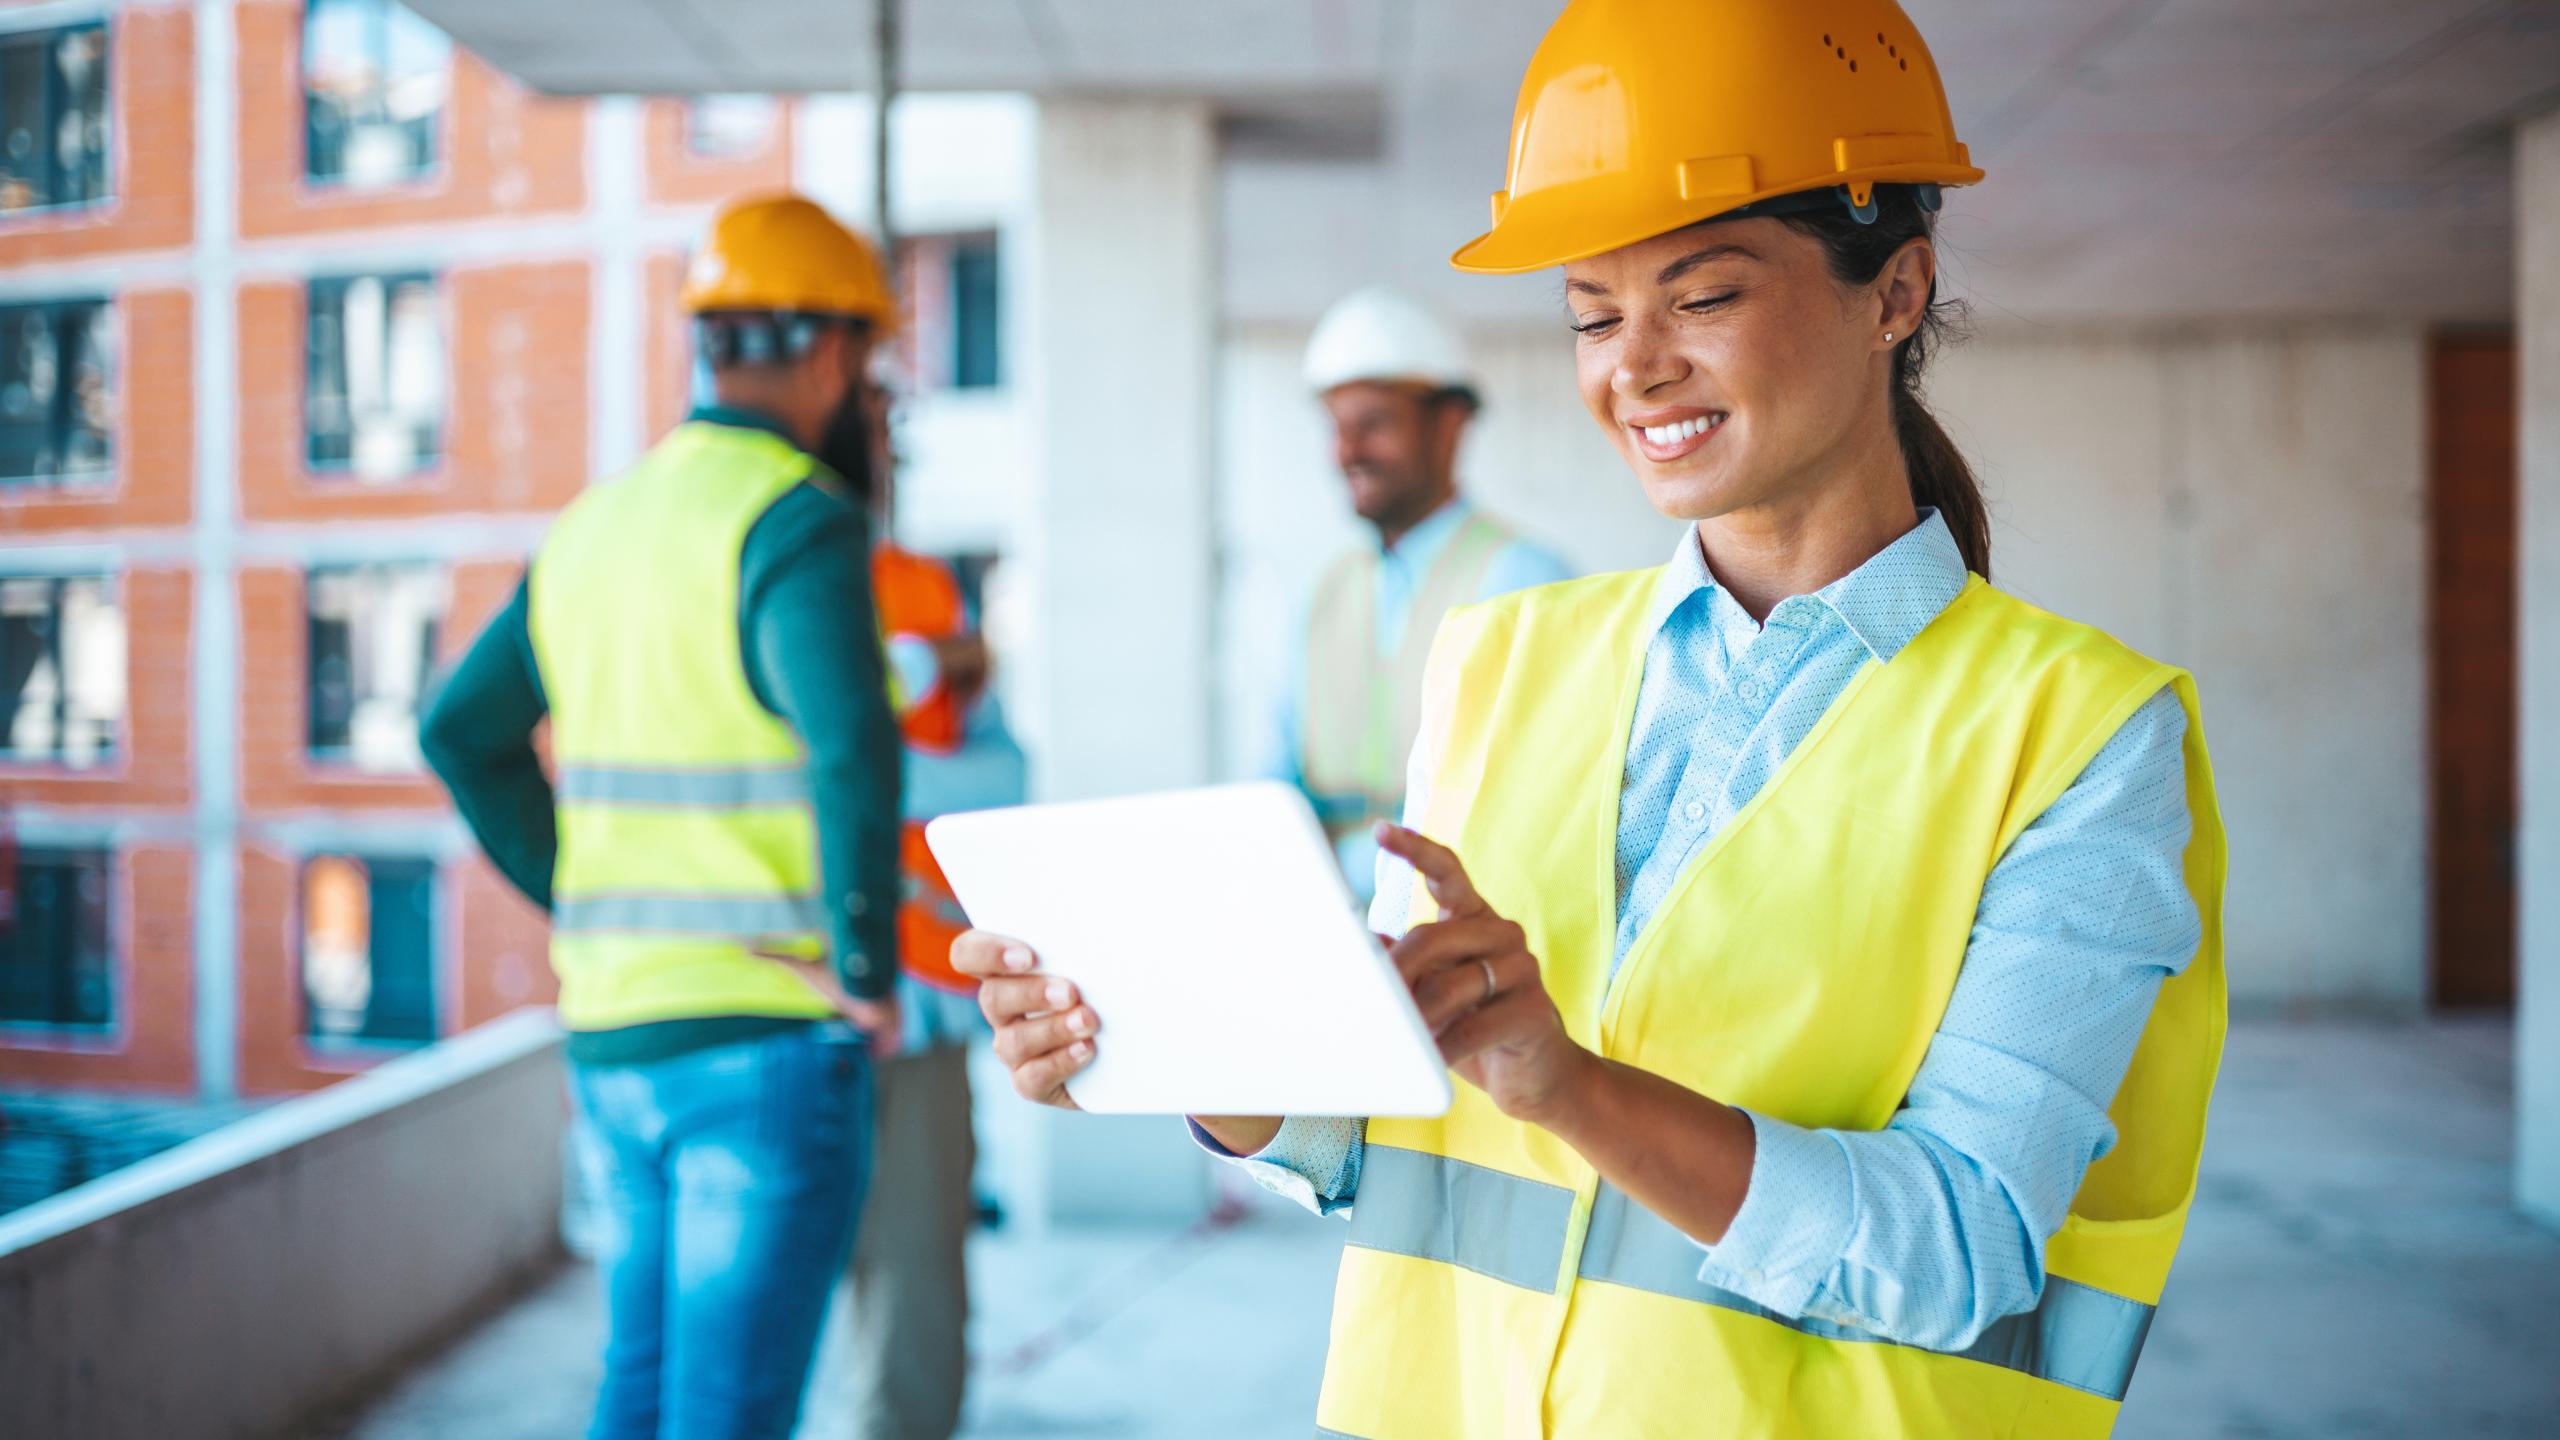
[960,2,2229,1438]
[1561,190,1989,600]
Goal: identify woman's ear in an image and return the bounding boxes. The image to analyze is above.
[1878,237,1936,342]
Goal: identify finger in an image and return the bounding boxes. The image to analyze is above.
[1436,986,1558,1069]
[1375,824,1487,917]
[990,1005,1098,1068]
[952,931,1039,981]
[1389,916,1528,985]
[1011,1036,1096,1106]
[1412,949,1540,1035]
[979,974,1080,1027]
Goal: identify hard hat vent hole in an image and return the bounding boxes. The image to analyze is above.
[1848,59,1858,72]
[1835,46,1845,59]
[1822,32,1832,45]
[1876,32,1886,43]
[1899,58,1908,70]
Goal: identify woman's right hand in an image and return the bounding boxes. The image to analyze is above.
[952,930,1097,1109]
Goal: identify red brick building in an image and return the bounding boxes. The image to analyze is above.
[0,0,817,1097]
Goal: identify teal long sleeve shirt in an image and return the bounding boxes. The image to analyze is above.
[421,408,904,1064]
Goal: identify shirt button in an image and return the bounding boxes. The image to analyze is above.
[1737,678,1763,703]
[1685,801,1707,823]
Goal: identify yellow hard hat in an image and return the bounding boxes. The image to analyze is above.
[1452,0,1983,275]
[681,192,897,331]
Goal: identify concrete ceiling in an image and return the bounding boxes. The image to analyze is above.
[406,0,2560,325]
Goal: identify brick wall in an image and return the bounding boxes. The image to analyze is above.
[234,0,585,240]
[0,287,196,535]
[643,97,795,208]
[0,5,195,267]
[228,548,547,1090]
[235,259,591,521]
[0,845,197,1092]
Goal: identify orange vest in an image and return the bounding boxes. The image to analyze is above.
[873,544,976,994]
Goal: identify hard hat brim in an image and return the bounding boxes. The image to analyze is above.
[1450,167,1983,276]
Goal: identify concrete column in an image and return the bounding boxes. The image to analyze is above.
[191,0,241,1099]
[2520,106,2560,1225]
[1018,98,1219,802]
[1000,99,1221,1226]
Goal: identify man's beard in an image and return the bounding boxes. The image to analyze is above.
[814,385,877,510]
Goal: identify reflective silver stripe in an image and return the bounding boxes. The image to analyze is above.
[1579,1182,2157,1401]
[1344,1145,1574,1294]
[553,893,828,938]
[557,764,810,808]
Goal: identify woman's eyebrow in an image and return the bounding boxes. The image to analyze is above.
[1656,243,1757,285]
[1566,242,1760,297]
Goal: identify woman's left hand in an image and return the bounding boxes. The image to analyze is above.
[1376,824,1594,1125]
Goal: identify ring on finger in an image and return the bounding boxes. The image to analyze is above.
[1478,957,1498,1002]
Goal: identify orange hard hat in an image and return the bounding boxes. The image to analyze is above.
[1452,0,1983,275]
[682,192,897,331]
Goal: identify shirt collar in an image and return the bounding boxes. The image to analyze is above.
[1646,508,1969,662]
[685,403,804,452]
[1377,496,1473,568]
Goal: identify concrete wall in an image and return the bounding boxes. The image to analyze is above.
[0,1009,566,1440]
[2518,106,2560,1224]
[1941,328,2430,1011]
[1215,322,2429,1011]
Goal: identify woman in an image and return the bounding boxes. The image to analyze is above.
[957,1,2224,1435]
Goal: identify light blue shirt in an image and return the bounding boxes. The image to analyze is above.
[1264,498,1576,897]
[1206,511,2200,1352]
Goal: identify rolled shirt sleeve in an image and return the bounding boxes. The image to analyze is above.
[1697,685,2200,1350]
[1188,1115,1365,1217]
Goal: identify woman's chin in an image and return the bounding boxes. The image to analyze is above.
[1636,465,1744,524]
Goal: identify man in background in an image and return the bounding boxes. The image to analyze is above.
[423,192,903,1440]
[839,425,1026,1440]
[1274,287,1574,902]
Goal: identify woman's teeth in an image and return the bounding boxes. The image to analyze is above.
[1641,414,1723,446]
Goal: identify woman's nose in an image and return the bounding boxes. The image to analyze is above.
[1612,316,1689,401]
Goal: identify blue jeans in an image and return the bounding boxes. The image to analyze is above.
[570,1022,872,1440]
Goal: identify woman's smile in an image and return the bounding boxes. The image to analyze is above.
[1625,405,1728,462]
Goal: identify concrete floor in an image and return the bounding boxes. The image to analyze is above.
[317,1019,2560,1439]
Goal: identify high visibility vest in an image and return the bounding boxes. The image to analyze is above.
[873,542,977,995]
[1300,510,1512,847]
[528,421,841,1032]
[1317,571,2227,1440]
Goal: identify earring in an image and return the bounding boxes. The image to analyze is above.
[1883,331,1896,344]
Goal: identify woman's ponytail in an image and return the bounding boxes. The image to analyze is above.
[1784,188,1989,578]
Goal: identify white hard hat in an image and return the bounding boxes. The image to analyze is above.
[1302,286,1476,397]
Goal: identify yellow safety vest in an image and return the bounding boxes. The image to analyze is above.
[1301,510,1513,846]
[527,421,842,1032]
[1316,570,2227,1440]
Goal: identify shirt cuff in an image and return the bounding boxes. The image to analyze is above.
[885,634,941,710]
[1695,1110,1857,1319]
[1186,1116,1357,1216]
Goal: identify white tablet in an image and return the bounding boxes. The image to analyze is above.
[924,782,1454,1117]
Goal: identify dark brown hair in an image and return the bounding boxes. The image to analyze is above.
[1779,188,1988,578]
